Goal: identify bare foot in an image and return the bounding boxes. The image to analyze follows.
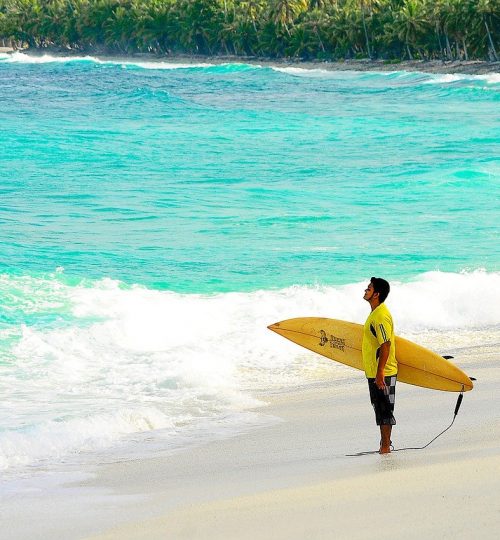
[379,445,391,454]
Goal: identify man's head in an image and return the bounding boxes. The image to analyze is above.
[363,277,390,305]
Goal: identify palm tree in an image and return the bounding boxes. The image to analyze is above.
[103,3,140,53]
[258,18,285,56]
[424,0,446,60]
[78,0,117,49]
[240,0,266,33]
[392,0,428,59]
[477,0,499,60]
[268,0,308,36]
[360,0,376,59]
[337,0,366,57]
[225,1,264,55]
[134,0,172,53]
[173,0,224,55]
[0,0,495,61]
[308,0,338,9]
[39,0,81,48]
[8,0,44,48]
[302,7,331,54]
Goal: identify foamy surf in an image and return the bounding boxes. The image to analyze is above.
[0,51,215,69]
[423,72,500,84]
[0,270,498,474]
[2,52,498,85]
[252,64,500,86]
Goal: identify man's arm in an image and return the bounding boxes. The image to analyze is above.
[375,341,391,389]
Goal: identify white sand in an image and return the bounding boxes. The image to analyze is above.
[3,354,499,540]
[95,455,499,540]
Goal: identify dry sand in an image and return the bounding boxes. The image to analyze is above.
[95,455,499,540]
[83,373,499,540]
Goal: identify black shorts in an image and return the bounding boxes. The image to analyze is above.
[368,375,397,426]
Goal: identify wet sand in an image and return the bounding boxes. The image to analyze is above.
[84,360,499,540]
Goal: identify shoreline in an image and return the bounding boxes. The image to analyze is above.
[2,352,499,540]
[87,367,500,540]
[3,47,500,75]
[1,40,499,540]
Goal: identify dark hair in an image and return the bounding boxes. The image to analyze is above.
[370,277,390,303]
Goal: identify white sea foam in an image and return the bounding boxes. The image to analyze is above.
[0,407,173,471]
[1,51,214,69]
[0,270,499,473]
[270,66,500,85]
[3,52,498,84]
[424,72,500,85]
[1,51,95,64]
[272,66,333,77]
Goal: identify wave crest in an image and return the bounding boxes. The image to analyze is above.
[3,52,498,86]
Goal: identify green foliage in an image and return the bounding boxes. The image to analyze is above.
[0,0,497,60]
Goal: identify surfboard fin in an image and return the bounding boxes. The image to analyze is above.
[441,354,476,384]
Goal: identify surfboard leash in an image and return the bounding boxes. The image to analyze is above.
[391,386,466,452]
[347,378,476,457]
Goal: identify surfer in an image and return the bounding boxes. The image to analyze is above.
[362,277,397,454]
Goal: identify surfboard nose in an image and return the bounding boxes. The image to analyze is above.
[267,322,280,331]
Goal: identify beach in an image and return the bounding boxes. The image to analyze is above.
[88,369,500,540]
[3,343,499,540]
[68,350,500,540]
[1,49,499,539]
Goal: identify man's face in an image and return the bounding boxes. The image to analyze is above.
[363,282,377,302]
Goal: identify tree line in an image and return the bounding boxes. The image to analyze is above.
[0,0,498,61]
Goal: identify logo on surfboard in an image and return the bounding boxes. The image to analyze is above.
[319,330,346,352]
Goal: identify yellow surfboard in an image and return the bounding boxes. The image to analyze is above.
[268,318,473,392]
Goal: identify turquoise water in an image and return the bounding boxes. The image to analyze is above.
[0,52,499,475]
[1,54,498,293]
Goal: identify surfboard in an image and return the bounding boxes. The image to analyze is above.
[268,318,473,392]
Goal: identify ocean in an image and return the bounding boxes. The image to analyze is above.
[0,52,499,478]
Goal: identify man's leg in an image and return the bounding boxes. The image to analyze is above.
[379,425,392,454]
[379,376,396,453]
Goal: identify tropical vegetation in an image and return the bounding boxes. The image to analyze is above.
[0,0,498,61]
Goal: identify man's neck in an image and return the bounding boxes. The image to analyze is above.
[370,299,381,312]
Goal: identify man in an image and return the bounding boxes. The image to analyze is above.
[362,277,397,454]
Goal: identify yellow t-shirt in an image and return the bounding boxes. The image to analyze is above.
[362,303,397,378]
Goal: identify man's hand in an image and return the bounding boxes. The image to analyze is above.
[375,372,386,390]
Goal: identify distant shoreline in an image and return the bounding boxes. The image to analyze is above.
[3,47,500,75]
